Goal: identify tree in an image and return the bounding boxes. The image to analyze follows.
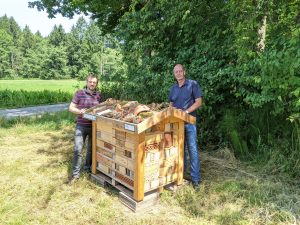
[28,0,132,34]
[0,29,14,78]
[20,25,36,55]
[40,45,69,79]
[48,24,66,46]
[0,15,23,76]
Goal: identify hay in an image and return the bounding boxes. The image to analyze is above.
[201,148,258,179]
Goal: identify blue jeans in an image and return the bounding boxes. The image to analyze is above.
[184,123,201,183]
[72,125,92,178]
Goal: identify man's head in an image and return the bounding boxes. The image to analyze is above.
[173,64,186,82]
[86,74,99,92]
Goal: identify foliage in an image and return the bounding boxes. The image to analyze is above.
[0,89,72,108]
[0,80,119,108]
[0,15,125,80]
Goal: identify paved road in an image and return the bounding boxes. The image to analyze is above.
[0,103,69,119]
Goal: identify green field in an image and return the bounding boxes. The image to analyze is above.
[0,79,85,93]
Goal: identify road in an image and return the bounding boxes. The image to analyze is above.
[0,103,69,119]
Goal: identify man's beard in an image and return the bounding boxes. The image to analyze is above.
[87,87,95,92]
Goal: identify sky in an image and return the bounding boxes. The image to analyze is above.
[0,0,87,37]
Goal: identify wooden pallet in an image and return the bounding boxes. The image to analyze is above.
[90,172,161,212]
[119,191,159,212]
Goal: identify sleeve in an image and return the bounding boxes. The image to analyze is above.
[97,92,102,103]
[192,81,203,99]
[71,91,79,104]
[168,86,174,102]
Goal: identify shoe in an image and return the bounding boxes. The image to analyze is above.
[191,181,200,190]
[83,168,91,174]
[68,177,79,185]
[183,173,192,181]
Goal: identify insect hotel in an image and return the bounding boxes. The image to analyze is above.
[83,99,195,211]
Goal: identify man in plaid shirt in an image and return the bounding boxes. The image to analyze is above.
[68,74,101,183]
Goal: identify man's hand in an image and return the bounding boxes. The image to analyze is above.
[78,108,87,115]
[69,102,87,115]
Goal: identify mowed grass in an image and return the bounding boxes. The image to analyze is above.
[0,113,300,225]
[0,79,85,93]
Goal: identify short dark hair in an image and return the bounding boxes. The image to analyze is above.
[86,73,99,83]
[84,73,99,90]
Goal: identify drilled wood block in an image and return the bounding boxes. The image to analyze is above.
[144,162,160,175]
[164,122,179,132]
[115,164,134,178]
[144,150,160,164]
[96,152,113,168]
[97,163,112,175]
[97,147,113,159]
[145,132,163,145]
[115,171,134,187]
[144,178,160,192]
[115,154,128,167]
[96,139,115,152]
[159,173,178,186]
[159,163,178,177]
[97,130,114,143]
[115,146,134,159]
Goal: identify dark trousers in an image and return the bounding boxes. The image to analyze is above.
[72,125,92,178]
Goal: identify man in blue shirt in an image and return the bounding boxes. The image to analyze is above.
[169,64,203,188]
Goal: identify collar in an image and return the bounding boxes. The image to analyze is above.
[84,88,96,95]
[176,79,187,88]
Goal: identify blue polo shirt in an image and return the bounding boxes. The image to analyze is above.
[169,79,203,117]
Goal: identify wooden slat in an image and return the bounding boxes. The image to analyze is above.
[96,120,113,133]
[176,121,184,185]
[145,132,163,145]
[136,108,172,134]
[96,116,138,134]
[133,132,145,201]
[88,107,195,134]
[172,108,196,124]
[136,107,195,134]
[96,130,114,143]
[92,121,97,174]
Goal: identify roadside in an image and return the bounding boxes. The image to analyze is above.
[0,103,69,119]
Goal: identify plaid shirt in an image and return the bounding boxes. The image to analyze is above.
[72,88,101,126]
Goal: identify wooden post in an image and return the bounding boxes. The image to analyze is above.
[133,132,145,201]
[177,121,184,185]
[92,121,97,174]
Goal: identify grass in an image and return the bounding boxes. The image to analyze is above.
[0,79,85,93]
[0,113,300,225]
